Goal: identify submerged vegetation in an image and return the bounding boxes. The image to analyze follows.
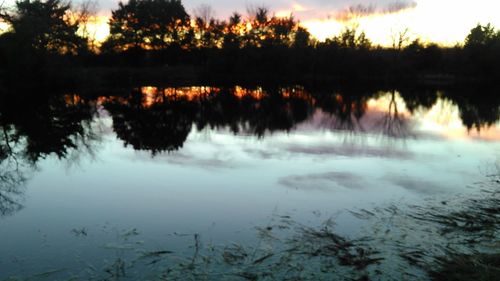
[0,0,500,86]
[2,165,499,280]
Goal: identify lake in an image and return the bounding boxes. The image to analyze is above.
[0,85,499,280]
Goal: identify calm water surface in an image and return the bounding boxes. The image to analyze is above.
[0,86,499,279]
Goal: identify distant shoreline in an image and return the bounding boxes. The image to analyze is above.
[1,65,498,99]
[35,66,493,88]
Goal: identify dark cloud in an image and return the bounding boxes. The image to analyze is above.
[385,1,418,13]
[332,1,418,22]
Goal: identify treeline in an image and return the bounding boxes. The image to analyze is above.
[1,0,500,85]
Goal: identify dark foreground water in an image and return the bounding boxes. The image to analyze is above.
[0,86,499,280]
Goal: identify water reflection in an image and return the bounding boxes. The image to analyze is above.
[0,126,26,217]
[0,94,100,216]
[0,84,498,279]
[103,89,196,154]
[0,94,99,162]
[0,85,498,217]
[101,85,499,154]
[0,85,498,159]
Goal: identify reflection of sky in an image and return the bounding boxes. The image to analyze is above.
[0,92,499,277]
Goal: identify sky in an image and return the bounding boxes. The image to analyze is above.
[1,0,500,46]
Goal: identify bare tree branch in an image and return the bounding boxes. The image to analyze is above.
[193,4,215,27]
[74,0,99,50]
[391,27,411,51]
[0,0,9,23]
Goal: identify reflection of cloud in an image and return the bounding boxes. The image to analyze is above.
[384,175,448,195]
[163,152,237,169]
[127,149,240,170]
[243,148,276,160]
[279,171,363,191]
[286,143,413,159]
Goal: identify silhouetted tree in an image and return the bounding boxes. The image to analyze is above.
[75,0,99,51]
[193,4,222,48]
[244,5,270,47]
[293,26,311,49]
[193,4,214,27]
[0,0,86,54]
[463,23,500,77]
[194,18,225,48]
[2,3,500,82]
[222,12,243,49]
[328,27,371,50]
[265,16,296,47]
[391,27,411,51]
[0,0,87,79]
[104,0,190,51]
[465,23,499,48]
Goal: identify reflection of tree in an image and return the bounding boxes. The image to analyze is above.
[104,87,314,155]
[316,93,367,132]
[398,88,438,113]
[1,95,98,163]
[460,104,499,132]
[101,85,498,157]
[0,91,100,217]
[104,89,196,155]
[196,87,312,137]
[378,91,410,138]
[0,158,26,217]
[1,84,493,165]
[242,93,311,137]
[0,124,26,217]
[194,88,242,133]
[449,89,500,132]
[315,90,422,138]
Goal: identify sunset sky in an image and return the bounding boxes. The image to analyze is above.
[1,0,500,46]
